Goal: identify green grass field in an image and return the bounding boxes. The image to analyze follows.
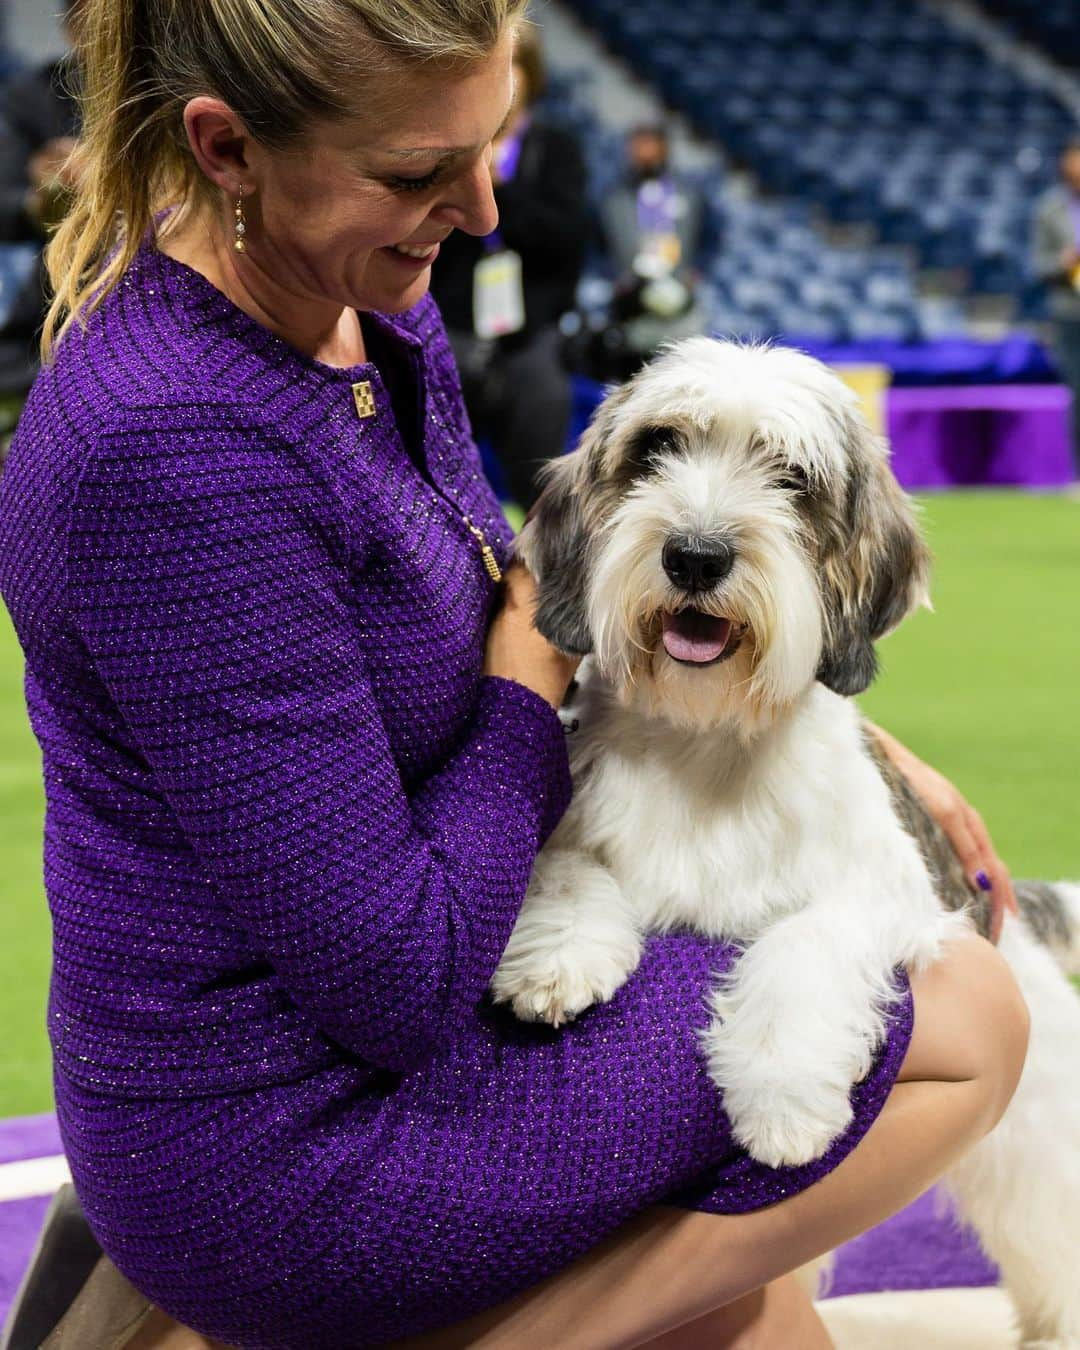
[1,490,1078,1119]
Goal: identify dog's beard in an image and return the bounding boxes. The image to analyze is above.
[586,479,826,735]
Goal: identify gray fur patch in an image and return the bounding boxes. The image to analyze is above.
[816,420,930,697]
[1013,879,1075,953]
[863,730,988,935]
[516,462,593,656]
[865,732,1079,955]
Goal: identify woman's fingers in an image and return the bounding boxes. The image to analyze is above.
[939,800,1017,944]
[962,808,1019,943]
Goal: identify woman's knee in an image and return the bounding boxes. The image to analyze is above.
[902,931,1030,1130]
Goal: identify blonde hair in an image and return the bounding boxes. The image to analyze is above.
[43,0,526,359]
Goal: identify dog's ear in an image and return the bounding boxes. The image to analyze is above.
[514,452,593,655]
[816,412,931,696]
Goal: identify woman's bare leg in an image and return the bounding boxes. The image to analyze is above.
[121,1308,230,1349]
[640,1272,833,1349]
[125,933,1028,1350]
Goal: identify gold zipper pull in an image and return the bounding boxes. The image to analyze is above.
[464,517,503,584]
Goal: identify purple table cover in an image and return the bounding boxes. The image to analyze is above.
[886,383,1076,489]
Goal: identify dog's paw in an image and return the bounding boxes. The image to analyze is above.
[724,1076,855,1169]
[490,942,635,1028]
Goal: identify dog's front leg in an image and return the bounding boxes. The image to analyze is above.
[490,848,644,1027]
[701,901,918,1169]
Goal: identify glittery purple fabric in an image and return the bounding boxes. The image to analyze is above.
[0,242,914,1349]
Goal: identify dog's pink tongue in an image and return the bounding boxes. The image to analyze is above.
[661,611,732,664]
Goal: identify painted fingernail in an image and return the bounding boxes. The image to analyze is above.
[975,870,992,892]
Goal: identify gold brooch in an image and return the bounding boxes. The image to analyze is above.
[352,381,376,420]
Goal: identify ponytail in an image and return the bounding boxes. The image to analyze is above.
[42,0,187,358]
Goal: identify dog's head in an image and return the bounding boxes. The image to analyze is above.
[516,338,930,734]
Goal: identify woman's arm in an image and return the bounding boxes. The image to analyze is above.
[67,409,573,1074]
[865,720,1018,942]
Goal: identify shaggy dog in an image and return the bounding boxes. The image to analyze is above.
[490,339,1080,1347]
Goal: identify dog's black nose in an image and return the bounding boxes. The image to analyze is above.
[662,538,735,592]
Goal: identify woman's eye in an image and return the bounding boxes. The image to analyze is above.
[388,170,441,193]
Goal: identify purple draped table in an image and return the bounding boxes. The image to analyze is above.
[885,383,1076,490]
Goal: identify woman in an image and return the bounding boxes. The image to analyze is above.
[0,1,1027,1347]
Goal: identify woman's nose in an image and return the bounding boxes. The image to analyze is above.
[435,156,499,238]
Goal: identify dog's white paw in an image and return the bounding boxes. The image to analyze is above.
[490,856,643,1028]
[491,940,635,1028]
[724,1075,855,1169]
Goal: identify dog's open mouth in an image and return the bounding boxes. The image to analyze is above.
[660,610,733,666]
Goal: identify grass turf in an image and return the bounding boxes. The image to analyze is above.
[1,490,1078,1118]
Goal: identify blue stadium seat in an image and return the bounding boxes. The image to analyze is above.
[565,0,1067,311]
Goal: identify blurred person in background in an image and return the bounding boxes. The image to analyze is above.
[0,0,83,392]
[601,122,703,282]
[1032,133,1080,475]
[594,121,707,375]
[429,24,587,511]
[0,0,82,244]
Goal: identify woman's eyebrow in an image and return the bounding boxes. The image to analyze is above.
[383,102,517,161]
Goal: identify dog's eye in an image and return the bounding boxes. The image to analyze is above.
[626,425,680,476]
[775,465,810,495]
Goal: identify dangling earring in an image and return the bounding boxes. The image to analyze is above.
[234,191,247,253]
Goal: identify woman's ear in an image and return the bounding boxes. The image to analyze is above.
[182,96,253,197]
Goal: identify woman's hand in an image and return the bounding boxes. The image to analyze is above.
[484,563,580,710]
[867,722,1018,943]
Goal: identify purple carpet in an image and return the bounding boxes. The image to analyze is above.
[0,1112,61,1165]
[829,1187,998,1296]
[0,1195,52,1321]
[0,1113,998,1328]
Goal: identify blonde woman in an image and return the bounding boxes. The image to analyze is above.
[0,1,1027,1347]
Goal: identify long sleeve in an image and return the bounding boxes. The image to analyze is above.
[66,410,572,1076]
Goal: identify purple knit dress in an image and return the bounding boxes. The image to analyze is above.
[0,242,913,1349]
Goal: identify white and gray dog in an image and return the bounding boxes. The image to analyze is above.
[490,338,1080,1346]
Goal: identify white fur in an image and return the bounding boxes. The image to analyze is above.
[943,920,1080,1346]
[490,340,1080,1345]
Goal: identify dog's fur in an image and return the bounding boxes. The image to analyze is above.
[489,339,1080,1347]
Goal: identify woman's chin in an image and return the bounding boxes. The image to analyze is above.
[359,269,432,315]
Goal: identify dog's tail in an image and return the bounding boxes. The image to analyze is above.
[1016,879,1080,977]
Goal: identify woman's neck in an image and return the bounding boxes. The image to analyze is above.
[157,211,367,369]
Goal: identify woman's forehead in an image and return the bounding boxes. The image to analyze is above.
[325,34,515,159]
